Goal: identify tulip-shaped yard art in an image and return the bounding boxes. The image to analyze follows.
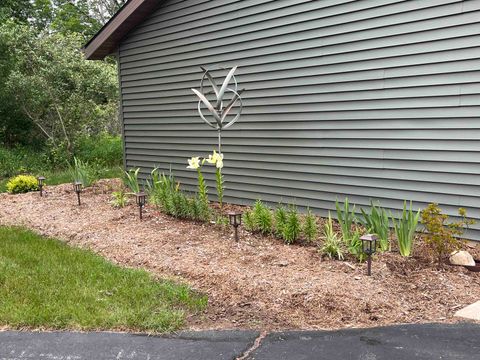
[191,66,244,153]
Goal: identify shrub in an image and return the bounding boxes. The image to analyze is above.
[75,134,122,167]
[253,199,273,234]
[421,203,474,264]
[123,168,141,194]
[111,190,128,208]
[6,175,39,194]
[360,201,390,251]
[336,198,356,244]
[282,206,301,244]
[302,208,318,242]
[274,205,287,238]
[392,201,420,257]
[69,157,93,187]
[320,213,344,260]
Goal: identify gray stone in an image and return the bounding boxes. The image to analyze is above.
[455,301,480,321]
[449,250,475,266]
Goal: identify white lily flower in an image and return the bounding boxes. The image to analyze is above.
[187,156,200,170]
[216,158,223,169]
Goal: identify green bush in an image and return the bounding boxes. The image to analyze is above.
[75,134,122,167]
[6,175,39,194]
[421,203,474,264]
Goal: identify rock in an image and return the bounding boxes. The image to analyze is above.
[449,250,475,266]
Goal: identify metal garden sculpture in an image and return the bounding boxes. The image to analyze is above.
[191,66,244,153]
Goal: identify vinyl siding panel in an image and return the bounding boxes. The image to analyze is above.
[118,0,480,239]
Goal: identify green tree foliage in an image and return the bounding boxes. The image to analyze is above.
[0,21,119,153]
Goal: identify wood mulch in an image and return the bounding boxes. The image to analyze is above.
[0,179,479,331]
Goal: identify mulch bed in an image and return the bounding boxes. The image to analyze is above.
[0,179,479,331]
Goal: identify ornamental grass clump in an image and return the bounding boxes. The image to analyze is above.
[6,175,39,194]
[360,201,390,251]
[391,201,420,257]
[70,157,92,187]
[421,203,474,264]
[320,213,344,260]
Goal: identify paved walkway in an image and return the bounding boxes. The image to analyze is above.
[1,323,479,360]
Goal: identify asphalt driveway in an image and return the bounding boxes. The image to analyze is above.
[1,323,479,360]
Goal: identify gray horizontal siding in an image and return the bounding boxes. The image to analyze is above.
[118,0,480,239]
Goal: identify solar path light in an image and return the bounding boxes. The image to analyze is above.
[361,234,378,276]
[228,211,242,242]
[135,192,147,220]
[73,181,83,206]
[37,176,46,197]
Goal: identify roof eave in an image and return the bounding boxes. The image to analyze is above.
[83,0,162,60]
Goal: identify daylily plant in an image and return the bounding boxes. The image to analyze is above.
[206,150,224,209]
[186,156,208,212]
[187,150,225,210]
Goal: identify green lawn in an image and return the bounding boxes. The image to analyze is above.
[0,226,207,333]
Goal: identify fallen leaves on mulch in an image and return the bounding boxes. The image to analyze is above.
[0,179,479,331]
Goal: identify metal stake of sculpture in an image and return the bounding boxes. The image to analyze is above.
[191,66,244,154]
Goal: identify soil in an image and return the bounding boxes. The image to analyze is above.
[0,179,479,331]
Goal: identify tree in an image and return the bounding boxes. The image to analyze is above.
[0,21,119,153]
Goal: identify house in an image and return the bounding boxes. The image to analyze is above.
[84,0,480,239]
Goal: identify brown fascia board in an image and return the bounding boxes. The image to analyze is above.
[83,0,162,60]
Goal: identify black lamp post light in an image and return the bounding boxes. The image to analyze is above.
[361,234,378,276]
[135,192,147,220]
[228,211,242,242]
[37,176,46,197]
[73,181,83,206]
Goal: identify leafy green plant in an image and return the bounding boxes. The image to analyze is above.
[360,201,390,251]
[253,199,273,234]
[274,205,287,238]
[123,168,141,194]
[243,210,255,232]
[302,208,318,242]
[187,157,209,220]
[391,201,420,257]
[282,206,301,244]
[70,157,92,187]
[6,175,39,194]
[111,189,128,208]
[347,230,366,262]
[421,204,474,264]
[320,213,344,260]
[336,198,356,244]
